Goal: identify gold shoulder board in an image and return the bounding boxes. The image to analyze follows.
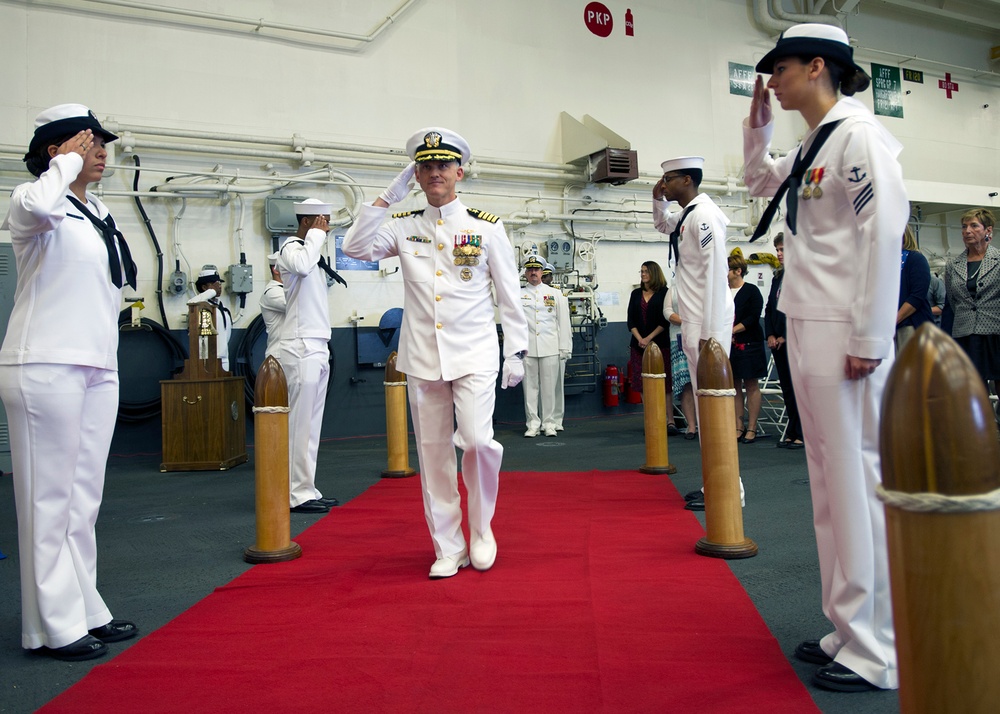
[392,209,425,219]
[467,208,499,224]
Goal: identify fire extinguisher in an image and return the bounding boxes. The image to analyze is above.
[604,364,621,407]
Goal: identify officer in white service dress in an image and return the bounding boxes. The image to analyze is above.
[342,127,528,579]
[653,156,738,511]
[743,24,908,693]
[520,256,571,437]
[259,257,286,360]
[276,199,339,514]
[542,262,570,431]
[0,104,138,661]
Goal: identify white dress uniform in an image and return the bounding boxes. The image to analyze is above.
[653,193,735,389]
[743,96,908,689]
[552,287,571,430]
[259,279,286,360]
[520,281,571,434]
[0,152,123,649]
[342,197,528,559]
[210,297,232,371]
[277,228,331,508]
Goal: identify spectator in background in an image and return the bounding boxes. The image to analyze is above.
[542,261,570,432]
[895,225,933,349]
[664,284,698,439]
[626,261,672,401]
[764,233,804,448]
[927,271,946,327]
[944,207,1000,396]
[727,254,767,444]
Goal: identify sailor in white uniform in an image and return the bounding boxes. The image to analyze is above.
[743,23,908,693]
[0,104,138,661]
[542,262,571,431]
[194,267,232,372]
[259,256,286,360]
[276,199,339,514]
[520,256,572,437]
[653,155,739,511]
[342,127,528,579]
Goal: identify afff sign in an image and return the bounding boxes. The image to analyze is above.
[584,2,613,37]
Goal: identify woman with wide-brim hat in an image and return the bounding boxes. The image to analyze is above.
[743,24,909,693]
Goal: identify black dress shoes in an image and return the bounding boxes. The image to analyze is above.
[290,499,329,514]
[813,662,879,692]
[684,431,697,440]
[684,499,705,511]
[317,497,340,508]
[89,619,138,643]
[684,490,703,502]
[794,639,833,665]
[35,634,107,661]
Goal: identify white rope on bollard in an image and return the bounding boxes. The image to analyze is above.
[640,373,667,379]
[696,388,737,397]
[876,484,1000,513]
[252,406,290,414]
[383,381,408,387]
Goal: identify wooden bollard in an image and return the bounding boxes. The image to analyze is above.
[639,342,676,474]
[694,338,757,559]
[880,324,1000,713]
[382,351,415,478]
[243,355,302,564]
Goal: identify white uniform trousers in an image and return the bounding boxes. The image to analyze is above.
[787,318,897,689]
[407,371,502,559]
[0,364,116,649]
[522,355,560,432]
[681,322,745,503]
[281,338,329,507]
[553,357,567,429]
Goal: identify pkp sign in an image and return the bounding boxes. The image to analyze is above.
[584,2,613,37]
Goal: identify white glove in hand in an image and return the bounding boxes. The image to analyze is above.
[559,350,571,362]
[379,161,417,205]
[501,356,525,389]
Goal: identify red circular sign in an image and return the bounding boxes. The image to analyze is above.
[584,2,613,37]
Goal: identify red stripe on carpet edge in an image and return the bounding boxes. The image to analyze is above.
[41,470,818,714]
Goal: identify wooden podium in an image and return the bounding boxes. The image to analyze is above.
[160,302,248,472]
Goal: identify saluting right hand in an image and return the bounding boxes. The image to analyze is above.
[749,75,772,129]
[57,129,94,157]
[379,161,416,205]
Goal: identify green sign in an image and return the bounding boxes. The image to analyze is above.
[872,63,903,118]
[903,68,923,84]
[729,62,755,97]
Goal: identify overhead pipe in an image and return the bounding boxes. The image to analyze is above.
[768,0,841,28]
[877,0,1000,32]
[28,0,422,50]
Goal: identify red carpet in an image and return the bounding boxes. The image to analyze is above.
[42,471,818,713]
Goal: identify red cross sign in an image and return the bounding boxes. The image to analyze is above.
[938,73,959,99]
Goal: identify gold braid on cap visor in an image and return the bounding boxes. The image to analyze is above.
[414,147,463,162]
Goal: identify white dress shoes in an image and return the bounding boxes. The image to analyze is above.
[470,530,497,571]
[429,550,470,579]
[524,428,539,438]
[543,426,557,437]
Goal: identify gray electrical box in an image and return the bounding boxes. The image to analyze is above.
[227,264,254,294]
[264,195,308,234]
[547,239,574,271]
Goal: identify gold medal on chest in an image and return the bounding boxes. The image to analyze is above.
[460,267,473,281]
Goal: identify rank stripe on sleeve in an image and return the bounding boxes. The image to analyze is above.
[853,183,874,215]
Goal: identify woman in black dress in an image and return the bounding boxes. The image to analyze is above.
[626,261,672,401]
[728,254,767,443]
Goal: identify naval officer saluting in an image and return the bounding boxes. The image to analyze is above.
[342,127,528,578]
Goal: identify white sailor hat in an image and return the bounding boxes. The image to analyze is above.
[523,256,545,270]
[267,251,280,265]
[755,23,864,75]
[292,198,332,215]
[195,266,223,288]
[406,127,472,165]
[660,156,705,174]
[25,103,118,159]
[542,262,554,276]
